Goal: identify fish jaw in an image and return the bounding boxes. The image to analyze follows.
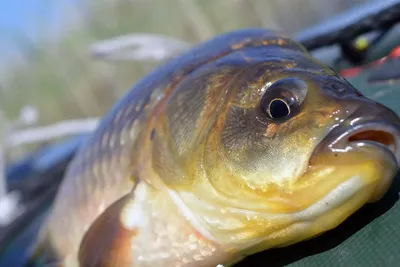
[166,144,398,258]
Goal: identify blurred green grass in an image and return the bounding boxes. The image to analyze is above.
[0,0,366,127]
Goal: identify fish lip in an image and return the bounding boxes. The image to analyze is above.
[326,120,400,166]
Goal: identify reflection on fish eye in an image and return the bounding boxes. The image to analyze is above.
[260,77,308,120]
[260,89,296,120]
[268,98,290,118]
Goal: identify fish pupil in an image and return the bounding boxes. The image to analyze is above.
[268,99,290,118]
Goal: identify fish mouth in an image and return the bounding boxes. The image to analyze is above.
[329,121,400,165]
[297,119,400,224]
[312,120,400,167]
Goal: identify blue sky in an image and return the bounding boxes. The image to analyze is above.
[0,0,78,60]
[1,1,55,36]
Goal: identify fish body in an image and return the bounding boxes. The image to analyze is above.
[31,28,400,267]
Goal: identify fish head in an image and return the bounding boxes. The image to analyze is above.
[156,45,400,256]
[208,67,400,204]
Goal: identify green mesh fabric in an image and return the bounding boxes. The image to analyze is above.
[237,69,400,267]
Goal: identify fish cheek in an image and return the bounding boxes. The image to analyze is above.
[221,105,267,150]
[78,194,136,267]
[218,105,275,170]
[217,103,317,185]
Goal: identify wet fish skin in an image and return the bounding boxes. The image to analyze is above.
[30,28,400,267]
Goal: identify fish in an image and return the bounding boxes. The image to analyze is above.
[28,28,400,267]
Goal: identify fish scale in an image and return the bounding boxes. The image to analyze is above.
[29,28,400,267]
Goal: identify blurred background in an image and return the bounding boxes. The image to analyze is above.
[0,0,368,161]
[2,2,400,266]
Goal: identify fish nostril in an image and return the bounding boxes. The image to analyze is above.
[348,130,397,154]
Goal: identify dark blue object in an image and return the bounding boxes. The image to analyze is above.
[6,135,88,185]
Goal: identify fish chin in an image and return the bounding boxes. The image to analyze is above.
[245,153,398,254]
[348,142,398,203]
[309,141,398,203]
[168,152,397,258]
[240,175,370,254]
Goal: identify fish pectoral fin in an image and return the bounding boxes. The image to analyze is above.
[78,193,138,267]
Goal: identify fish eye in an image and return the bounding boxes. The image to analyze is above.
[268,98,291,118]
[260,78,307,120]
